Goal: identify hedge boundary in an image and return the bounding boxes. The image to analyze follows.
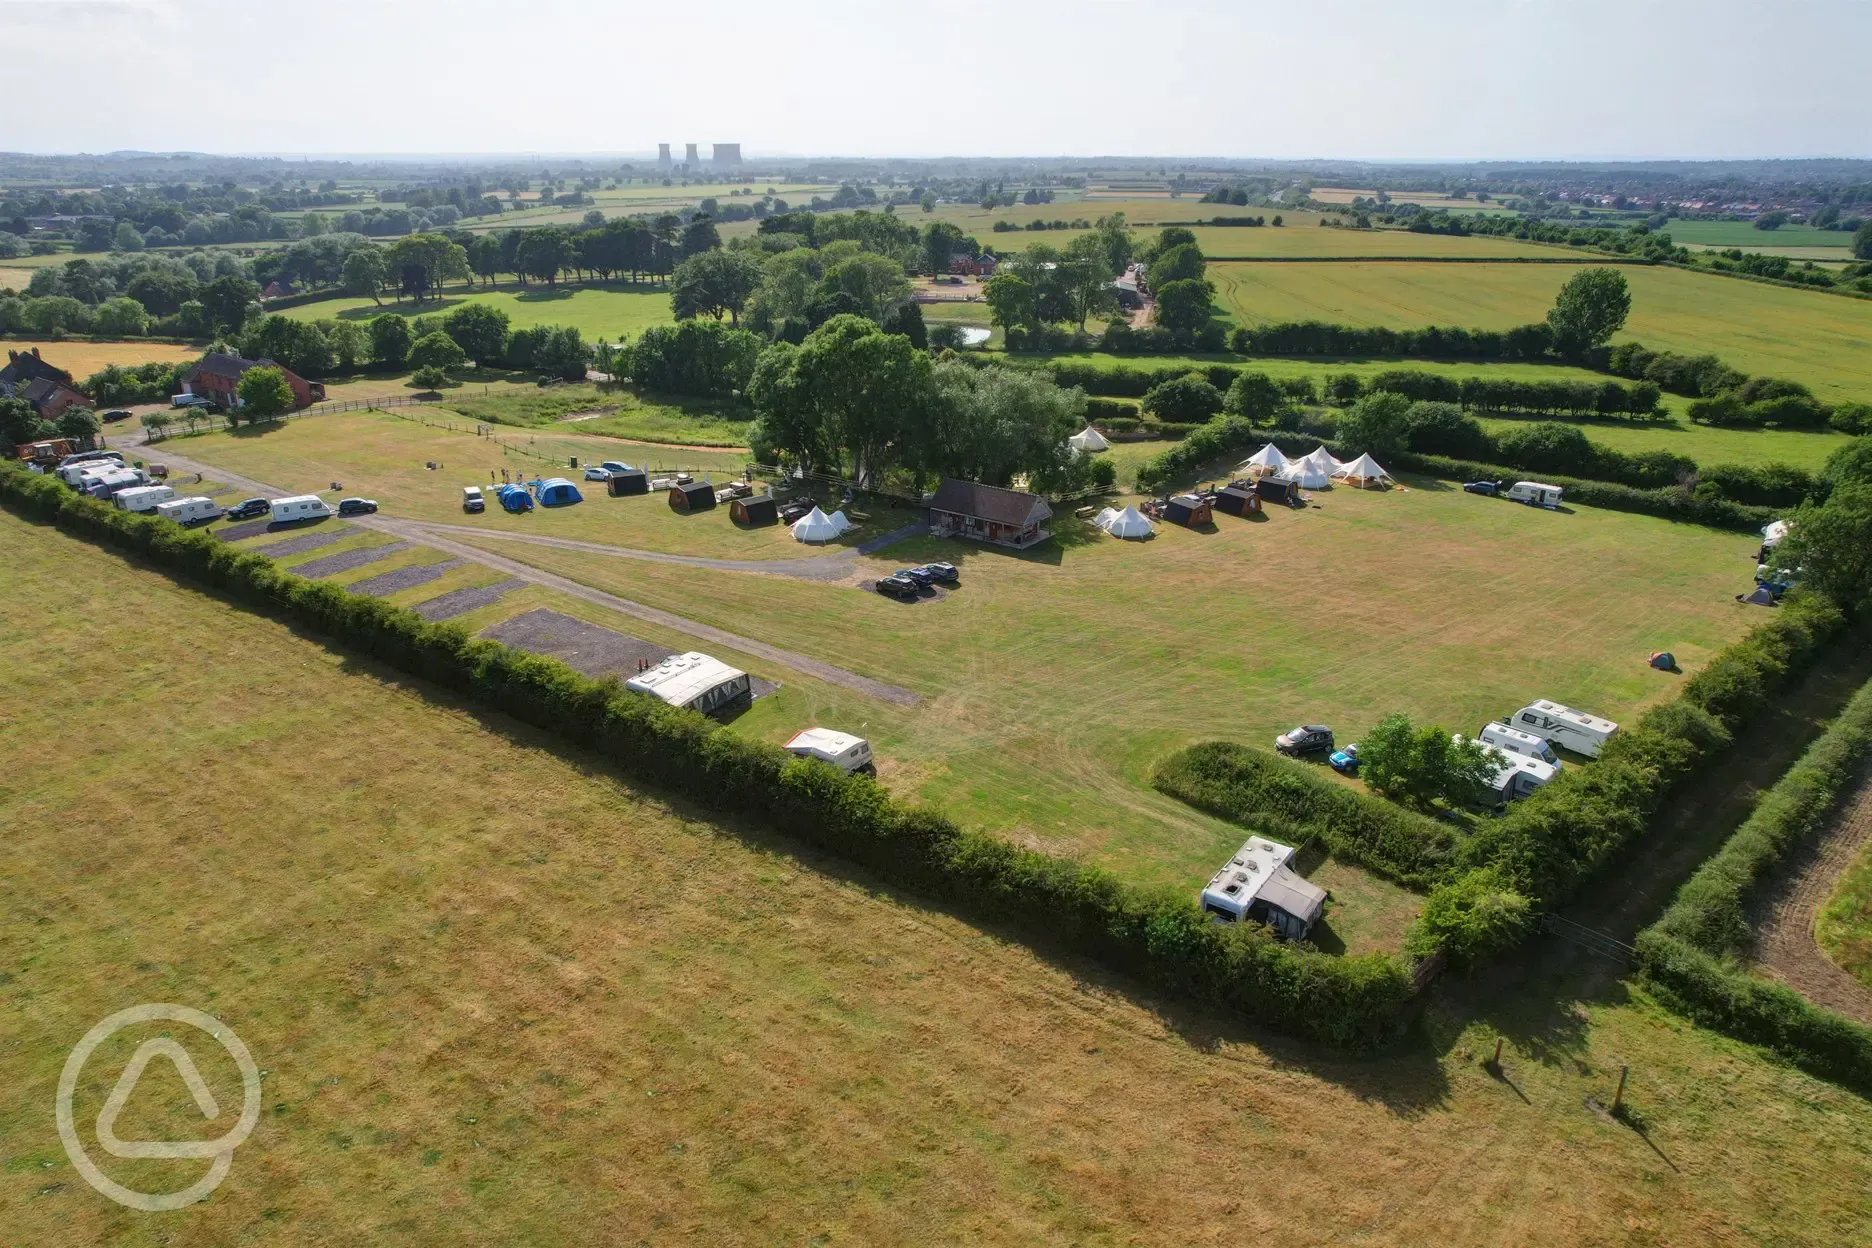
[0,462,1414,1051]
[1634,677,1872,1094]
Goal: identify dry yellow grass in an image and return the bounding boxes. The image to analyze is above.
[2,338,199,379]
[5,509,1872,1245]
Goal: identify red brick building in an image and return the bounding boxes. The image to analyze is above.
[181,353,322,410]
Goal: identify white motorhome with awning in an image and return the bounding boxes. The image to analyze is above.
[1511,700,1618,758]
[626,652,752,714]
[1199,836,1326,942]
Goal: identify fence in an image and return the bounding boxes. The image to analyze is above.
[385,406,742,480]
[1541,913,1636,964]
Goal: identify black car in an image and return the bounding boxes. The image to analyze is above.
[916,561,960,584]
[337,497,379,516]
[1275,724,1335,756]
[226,497,270,520]
[778,500,815,523]
[897,566,937,588]
[101,409,133,423]
[875,574,922,602]
[1462,481,1499,496]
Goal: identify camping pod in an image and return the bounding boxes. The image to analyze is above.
[669,480,716,512]
[730,494,778,526]
[607,469,649,496]
[1214,484,1260,516]
[1254,476,1297,505]
[1163,494,1212,526]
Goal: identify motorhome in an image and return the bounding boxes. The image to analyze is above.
[113,484,177,513]
[1483,754,1558,805]
[625,652,752,714]
[1478,720,1562,768]
[269,494,333,523]
[1506,481,1564,508]
[784,728,875,775]
[155,496,223,526]
[1511,699,1618,758]
[1198,836,1327,942]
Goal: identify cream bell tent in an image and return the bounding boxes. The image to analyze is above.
[791,506,841,543]
[827,509,854,534]
[1092,506,1118,528]
[1240,443,1289,477]
[1068,424,1111,453]
[1300,446,1342,475]
[1100,504,1155,539]
[1280,459,1332,489]
[1333,452,1393,489]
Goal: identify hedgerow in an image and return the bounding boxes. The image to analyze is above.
[0,462,1414,1050]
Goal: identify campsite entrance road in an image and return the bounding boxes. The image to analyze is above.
[135,446,923,707]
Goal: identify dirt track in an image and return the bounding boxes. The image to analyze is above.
[1752,763,1872,1025]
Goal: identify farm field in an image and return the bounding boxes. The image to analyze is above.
[1663,218,1855,254]
[278,284,672,343]
[1476,413,1851,472]
[1,337,200,377]
[1208,261,1872,402]
[7,510,1872,1245]
[0,265,35,291]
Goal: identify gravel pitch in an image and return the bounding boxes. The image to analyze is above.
[213,518,277,543]
[290,541,411,579]
[347,558,466,599]
[411,579,524,621]
[247,528,353,558]
[481,608,776,701]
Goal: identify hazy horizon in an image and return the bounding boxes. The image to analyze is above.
[5,0,1868,163]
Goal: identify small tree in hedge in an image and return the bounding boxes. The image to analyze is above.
[1404,867,1533,965]
[410,365,453,389]
[1223,370,1287,425]
[1360,711,1497,811]
[408,330,466,371]
[1333,391,1411,458]
[1142,372,1223,424]
[236,366,294,419]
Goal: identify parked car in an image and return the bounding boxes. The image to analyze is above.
[336,497,378,516]
[1462,481,1499,496]
[1275,724,1334,756]
[1329,743,1360,774]
[916,561,959,583]
[583,464,612,481]
[171,393,215,408]
[462,485,485,514]
[875,574,922,602]
[225,497,271,520]
[101,409,133,423]
[599,461,631,475]
[778,500,815,523]
[897,566,938,587]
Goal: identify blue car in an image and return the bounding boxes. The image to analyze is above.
[897,567,938,588]
[1329,743,1360,774]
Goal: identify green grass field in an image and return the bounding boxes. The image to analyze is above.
[1476,412,1851,472]
[279,283,673,344]
[1662,219,1856,253]
[1209,261,1872,403]
[9,509,1872,1245]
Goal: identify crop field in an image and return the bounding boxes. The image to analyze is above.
[8,510,1872,1245]
[1662,219,1855,254]
[2,337,201,378]
[1209,261,1872,402]
[278,284,672,343]
[1475,413,1850,472]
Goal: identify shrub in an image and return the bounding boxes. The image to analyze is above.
[1402,867,1533,966]
[1141,373,1224,424]
[407,330,466,371]
[410,365,452,389]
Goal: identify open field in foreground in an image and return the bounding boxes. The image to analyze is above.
[1210,262,1872,402]
[5,509,1872,1245]
[278,284,672,344]
[2,337,201,378]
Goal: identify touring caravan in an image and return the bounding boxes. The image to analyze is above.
[1483,754,1558,805]
[1511,699,1618,758]
[1478,720,1562,769]
[57,451,124,484]
[270,494,333,523]
[1198,836,1327,942]
[113,484,177,513]
[626,652,752,714]
[784,728,875,775]
[155,496,223,526]
[85,466,149,498]
[1506,481,1564,508]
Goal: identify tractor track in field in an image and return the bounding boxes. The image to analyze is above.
[1750,762,1872,1026]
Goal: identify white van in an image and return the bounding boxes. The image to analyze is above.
[1506,481,1564,508]
[1479,720,1562,769]
[270,494,333,523]
[155,495,223,526]
[784,728,875,775]
[1511,700,1618,758]
[114,484,177,513]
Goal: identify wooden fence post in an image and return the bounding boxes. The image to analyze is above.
[1492,1037,1503,1068]
[1612,1064,1628,1112]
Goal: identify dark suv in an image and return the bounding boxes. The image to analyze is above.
[916,562,959,584]
[337,497,379,516]
[1274,724,1334,756]
[226,497,270,520]
[875,574,922,602]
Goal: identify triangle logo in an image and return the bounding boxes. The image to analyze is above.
[95,1038,228,1161]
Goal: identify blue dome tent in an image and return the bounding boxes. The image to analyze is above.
[537,477,583,507]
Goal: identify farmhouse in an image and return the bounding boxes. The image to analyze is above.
[950,253,998,276]
[928,478,1051,549]
[0,347,74,391]
[1198,836,1327,942]
[180,353,323,410]
[16,377,89,424]
[668,480,716,512]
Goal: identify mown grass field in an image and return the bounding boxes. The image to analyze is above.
[278,284,672,344]
[8,510,1872,1246]
[1209,261,1872,403]
[1663,219,1856,254]
[2,337,200,378]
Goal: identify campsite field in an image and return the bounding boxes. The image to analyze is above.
[278,284,672,343]
[7,510,1872,1245]
[1209,261,1872,402]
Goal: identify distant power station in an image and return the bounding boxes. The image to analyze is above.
[654,142,744,170]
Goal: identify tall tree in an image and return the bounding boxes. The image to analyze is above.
[369,313,413,368]
[921,222,969,277]
[669,250,765,325]
[680,215,721,258]
[236,366,294,418]
[1546,267,1631,357]
[1058,234,1119,328]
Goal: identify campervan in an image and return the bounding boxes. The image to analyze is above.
[270,494,333,523]
[1506,481,1564,508]
[1198,836,1327,942]
[60,455,126,487]
[155,496,223,526]
[784,728,875,775]
[56,449,122,476]
[1511,699,1618,758]
[625,652,752,714]
[1478,720,1562,769]
[113,484,177,513]
[1483,754,1558,805]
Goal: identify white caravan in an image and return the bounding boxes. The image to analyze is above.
[1506,481,1564,508]
[113,484,177,513]
[270,494,333,523]
[1511,699,1619,758]
[1483,754,1558,805]
[155,495,223,526]
[85,467,149,498]
[1478,721,1562,769]
[784,728,875,775]
[626,652,752,714]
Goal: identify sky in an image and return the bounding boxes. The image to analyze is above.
[4,0,1868,162]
